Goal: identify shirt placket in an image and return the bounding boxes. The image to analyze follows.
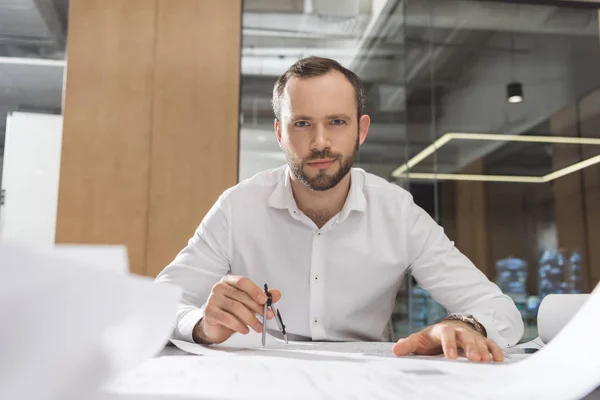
[309,227,327,340]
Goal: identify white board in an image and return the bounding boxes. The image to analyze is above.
[0,112,63,249]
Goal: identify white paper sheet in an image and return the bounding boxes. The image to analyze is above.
[103,355,453,400]
[0,243,182,400]
[491,284,600,399]
[172,336,408,359]
[170,329,526,364]
[537,293,590,344]
[53,244,130,275]
[105,283,600,400]
[171,337,403,362]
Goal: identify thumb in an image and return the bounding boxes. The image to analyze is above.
[269,289,282,303]
[392,334,420,356]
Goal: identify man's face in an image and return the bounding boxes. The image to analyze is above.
[275,71,370,191]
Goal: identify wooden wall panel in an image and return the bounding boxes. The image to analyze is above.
[56,0,157,276]
[485,184,529,274]
[454,160,493,278]
[551,104,591,292]
[440,181,457,243]
[485,182,555,295]
[579,90,600,289]
[145,0,241,277]
[58,0,241,277]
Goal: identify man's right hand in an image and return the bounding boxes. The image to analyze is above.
[192,275,282,345]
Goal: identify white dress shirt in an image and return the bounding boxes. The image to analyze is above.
[155,165,524,347]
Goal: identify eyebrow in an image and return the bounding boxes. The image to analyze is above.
[290,115,314,121]
[290,114,352,121]
[325,114,352,120]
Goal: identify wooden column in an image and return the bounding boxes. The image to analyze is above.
[56,1,156,276]
[551,105,591,292]
[146,1,241,277]
[579,89,600,289]
[453,160,493,279]
[56,0,241,276]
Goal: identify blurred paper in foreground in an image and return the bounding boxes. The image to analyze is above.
[0,243,181,400]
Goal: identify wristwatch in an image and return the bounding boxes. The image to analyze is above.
[444,314,487,338]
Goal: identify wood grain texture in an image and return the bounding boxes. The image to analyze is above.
[579,90,600,289]
[551,104,591,292]
[485,183,529,275]
[454,160,493,279]
[145,0,241,277]
[56,0,157,275]
[440,182,457,243]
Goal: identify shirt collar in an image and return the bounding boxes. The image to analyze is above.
[341,168,367,217]
[268,166,367,217]
[267,166,297,211]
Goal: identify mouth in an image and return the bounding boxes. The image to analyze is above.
[306,159,337,169]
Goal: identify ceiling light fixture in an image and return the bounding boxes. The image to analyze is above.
[390,132,600,183]
[507,28,523,104]
[507,82,524,104]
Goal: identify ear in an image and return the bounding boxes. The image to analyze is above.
[274,118,283,147]
[358,114,371,145]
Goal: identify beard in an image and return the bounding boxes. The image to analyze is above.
[286,135,359,192]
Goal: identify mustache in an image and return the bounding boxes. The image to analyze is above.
[304,150,341,162]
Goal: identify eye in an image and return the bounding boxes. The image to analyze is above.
[294,121,310,128]
[331,119,346,126]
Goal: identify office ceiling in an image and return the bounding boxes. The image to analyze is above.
[0,0,66,151]
[1,0,600,180]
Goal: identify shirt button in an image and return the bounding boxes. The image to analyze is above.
[313,318,318,324]
[317,232,321,236]
[313,276,318,281]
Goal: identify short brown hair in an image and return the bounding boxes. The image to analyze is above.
[271,56,365,122]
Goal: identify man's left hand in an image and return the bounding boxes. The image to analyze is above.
[392,320,504,362]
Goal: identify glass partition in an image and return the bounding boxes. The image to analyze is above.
[396,0,600,342]
[239,0,600,343]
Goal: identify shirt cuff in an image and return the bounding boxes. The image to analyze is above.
[174,307,205,343]
[469,312,509,348]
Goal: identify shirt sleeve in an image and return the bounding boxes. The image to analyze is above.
[154,193,231,343]
[404,195,524,348]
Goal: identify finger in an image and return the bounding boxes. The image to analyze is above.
[217,283,272,318]
[457,331,481,362]
[487,339,505,362]
[218,296,264,333]
[440,326,458,360]
[392,334,420,356]
[269,289,282,304]
[213,308,249,335]
[476,337,492,362]
[223,275,267,304]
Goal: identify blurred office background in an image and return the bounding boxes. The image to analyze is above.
[1,0,600,343]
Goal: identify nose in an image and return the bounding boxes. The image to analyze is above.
[310,124,331,152]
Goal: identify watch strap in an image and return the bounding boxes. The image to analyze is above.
[444,314,487,338]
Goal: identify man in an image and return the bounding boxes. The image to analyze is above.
[155,56,524,362]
